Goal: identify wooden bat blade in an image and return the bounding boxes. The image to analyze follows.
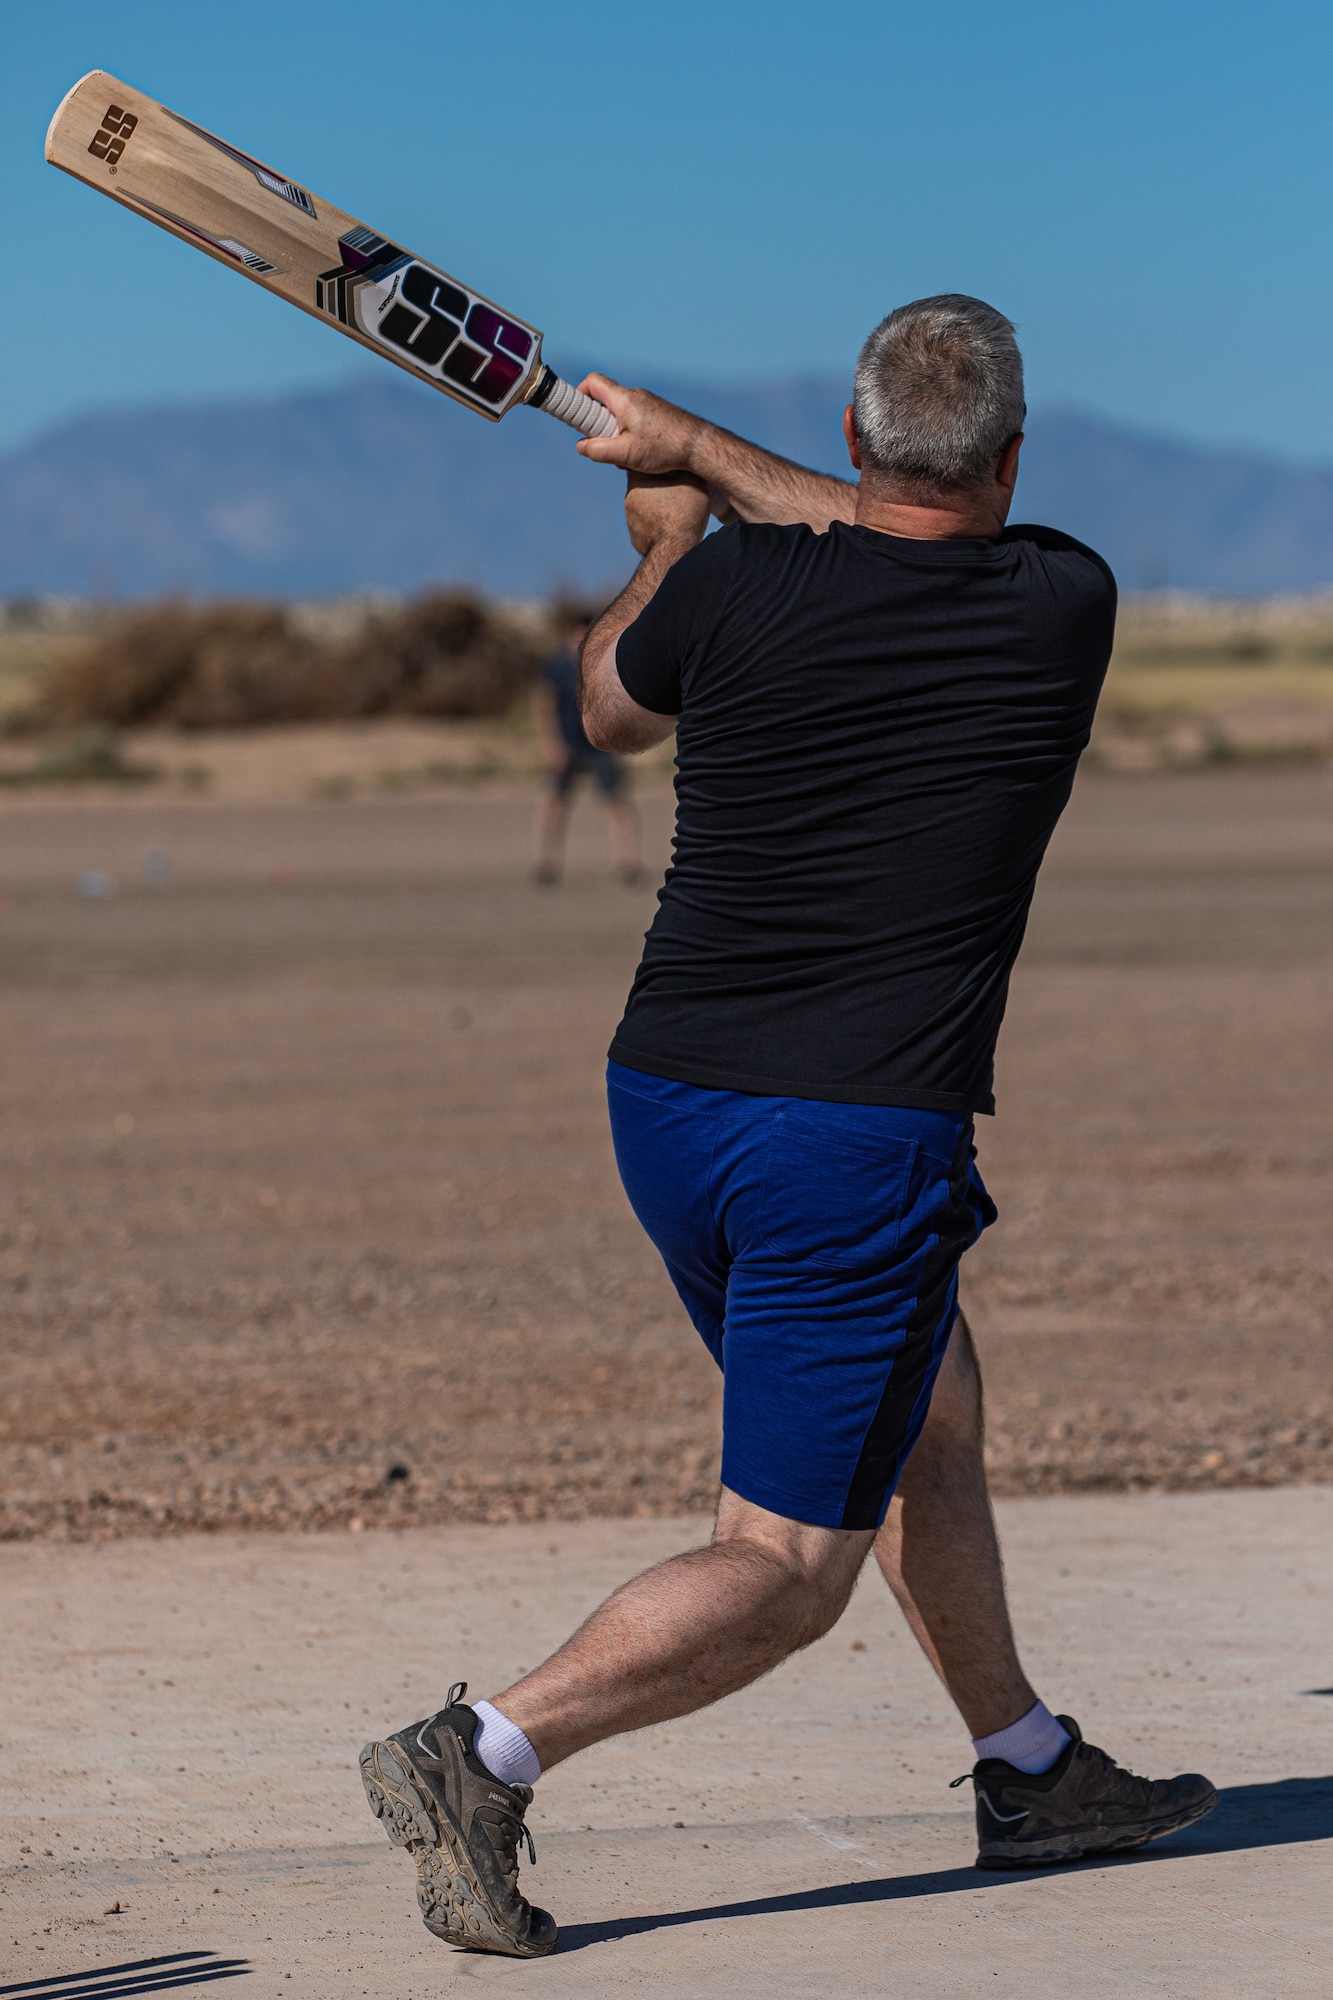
[46,70,547,422]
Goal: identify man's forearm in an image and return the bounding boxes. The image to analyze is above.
[686,423,857,531]
[579,535,696,754]
[574,375,858,534]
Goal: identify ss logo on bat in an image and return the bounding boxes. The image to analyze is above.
[378,264,533,408]
[88,105,138,169]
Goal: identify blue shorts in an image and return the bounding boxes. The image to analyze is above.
[552,747,624,796]
[607,1062,996,1531]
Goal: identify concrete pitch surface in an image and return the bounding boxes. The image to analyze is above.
[2,1488,1330,1997]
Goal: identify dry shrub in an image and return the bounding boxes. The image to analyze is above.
[167,608,327,728]
[45,603,322,729]
[339,592,541,718]
[37,593,546,731]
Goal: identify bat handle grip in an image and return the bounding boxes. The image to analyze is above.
[529,368,619,438]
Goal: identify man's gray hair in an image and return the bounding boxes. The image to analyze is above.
[852,295,1025,492]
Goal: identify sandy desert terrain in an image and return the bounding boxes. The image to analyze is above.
[1,754,1330,1539]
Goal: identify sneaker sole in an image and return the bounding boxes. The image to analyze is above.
[977,1785,1219,1869]
[359,1738,556,1957]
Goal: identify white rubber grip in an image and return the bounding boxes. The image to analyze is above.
[539,374,619,438]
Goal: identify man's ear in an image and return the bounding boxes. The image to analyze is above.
[997,432,1024,492]
[843,404,863,472]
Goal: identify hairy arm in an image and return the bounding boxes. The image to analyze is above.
[575,373,858,531]
[580,472,711,754]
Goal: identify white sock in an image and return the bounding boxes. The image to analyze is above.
[972,1700,1071,1774]
[472,1700,541,1788]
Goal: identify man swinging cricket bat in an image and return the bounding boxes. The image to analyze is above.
[47,73,1219,1960]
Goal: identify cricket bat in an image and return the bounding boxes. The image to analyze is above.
[45,70,618,439]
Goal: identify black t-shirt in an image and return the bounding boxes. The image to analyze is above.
[610,518,1115,1114]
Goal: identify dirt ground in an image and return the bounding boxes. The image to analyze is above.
[1,754,1331,1540]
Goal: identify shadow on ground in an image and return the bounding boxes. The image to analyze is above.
[554,1777,1333,1954]
[0,1950,251,1999]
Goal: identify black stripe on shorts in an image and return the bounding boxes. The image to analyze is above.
[839,1120,980,1531]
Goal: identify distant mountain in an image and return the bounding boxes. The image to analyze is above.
[3,370,1333,599]
[0,371,853,604]
[1018,409,1333,595]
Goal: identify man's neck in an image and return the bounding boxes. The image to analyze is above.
[853,479,1010,542]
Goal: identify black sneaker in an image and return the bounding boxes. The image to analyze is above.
[957,1716,1218,1867]
[360,1683,557,1957]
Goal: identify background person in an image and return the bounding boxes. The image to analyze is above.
[532,605,641,885]
[362,299,1216,1959]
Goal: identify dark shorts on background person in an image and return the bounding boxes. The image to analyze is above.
[552,748,624,797]
[607,1061,997,1531]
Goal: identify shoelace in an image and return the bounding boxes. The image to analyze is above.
[1078,1741,1150,1799]
[950,1741,1143,1798]
[492,1810,537,1891]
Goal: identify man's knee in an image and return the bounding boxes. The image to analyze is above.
[713,1488,870,1641]
[763,1545,860,1646]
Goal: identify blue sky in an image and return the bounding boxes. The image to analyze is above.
[7,1,1333,458]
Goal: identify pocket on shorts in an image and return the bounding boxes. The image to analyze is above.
[759,1108,920,1269]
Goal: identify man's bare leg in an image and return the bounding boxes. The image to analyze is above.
[534,790,570,881]
[603,790,641,878]
[362,1310,1217,1951]
[492,1491,874,1770]
[876,1312,1036,1739]
[359,1488,873,1959]
[493,1318,1034,1768]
